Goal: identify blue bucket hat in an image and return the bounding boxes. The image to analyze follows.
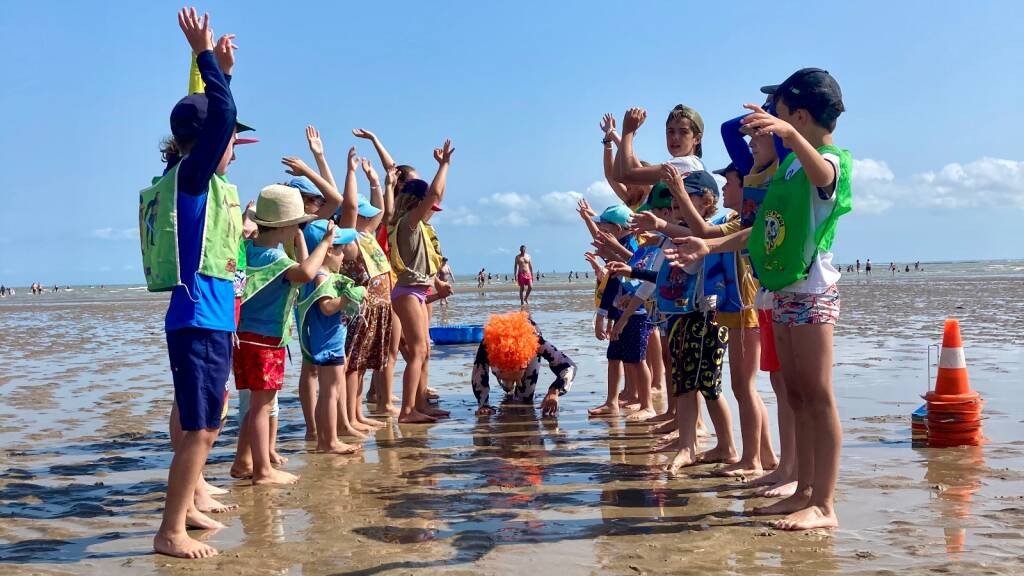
[357,195,382,218]
[303,219,358,247]
[592,204,634,227]
[287,176,323,198]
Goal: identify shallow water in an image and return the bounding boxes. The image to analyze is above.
[1,262,1023,575]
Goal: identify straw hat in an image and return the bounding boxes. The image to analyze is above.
[251,185,318,228]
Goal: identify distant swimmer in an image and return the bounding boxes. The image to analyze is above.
[514,245,534,305]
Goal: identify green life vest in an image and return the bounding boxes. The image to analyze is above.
[296,273,367,360]
[241,246,299,344]
[138,163,242,292]
[747,145,852,291]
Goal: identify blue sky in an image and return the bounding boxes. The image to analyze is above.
[2,1,1023,286]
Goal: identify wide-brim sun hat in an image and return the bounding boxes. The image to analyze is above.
[251,184,318,228]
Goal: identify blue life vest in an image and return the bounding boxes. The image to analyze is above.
[702,213,744,313]
[655,237,702,316]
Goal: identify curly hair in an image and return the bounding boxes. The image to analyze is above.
[482,312,540,372]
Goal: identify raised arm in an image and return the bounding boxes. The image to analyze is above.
[285,220,337,284]
[336,148,360,229]
[741,103,834,189]
[409,139,453,225]
[305,125,337,189]
[382,165,397,224]
[721,114,754,176]
[599,113,630,202]
[361,158,385,231]
[617,108,670,185]
[663,228,752,267]
[281,156,342,219]
[352,128,396,171]
[661,164,724,238]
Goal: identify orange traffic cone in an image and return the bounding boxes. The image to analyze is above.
[924,319,983,447]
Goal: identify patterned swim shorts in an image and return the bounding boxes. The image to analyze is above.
[772,284,841,326]
[667,312,729,400]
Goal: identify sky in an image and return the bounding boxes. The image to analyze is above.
[2,1,1023,286]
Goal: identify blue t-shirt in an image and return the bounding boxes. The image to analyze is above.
[238,244,296,338]
[299,274,346,365]
[164,51,238,333]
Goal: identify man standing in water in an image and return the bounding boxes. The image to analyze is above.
[514,245,534,305]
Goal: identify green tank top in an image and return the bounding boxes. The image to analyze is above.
[747,145,852,291]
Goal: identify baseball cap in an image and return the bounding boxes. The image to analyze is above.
[304,219,358,247]
[760,68,844,117]
[170,94,254,143]
[356,195,382,218]
[287,176,322,199]
[683,170,720,198]
[712,163,740,178]
[638,182,673,211]
[401,179,429,199]
[668,104,705,158]
[592,204,634,227]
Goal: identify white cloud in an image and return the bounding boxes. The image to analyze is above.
[435,205,480,227]
[851,157,1024,214]
[92,227,137,240]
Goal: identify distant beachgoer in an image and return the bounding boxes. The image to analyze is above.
[472,312,576,417]
[914,261,920,271]
[865,259,872,276]
[436,257,454,310]
[477,268,485,288]
[856,259,860,274]
[514,245,534,305]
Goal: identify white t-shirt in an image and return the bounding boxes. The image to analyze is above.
[779,153,842,294]
[666,155,705,174]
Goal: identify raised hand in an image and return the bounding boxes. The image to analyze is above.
[605,261,631,277]
[281,156,312,177]
[600,113,616,135]
[306,125,324,156]
[360,158,380,187]
[178,7,214,55]
[630,211,664,233]
[661,163,687,194]
[622,107,647,134]
[347,147,359,171]
[741,103,796,141]
[435,139,455,164]
[385,165,398,188]
[213,34,237,75]
[319,219,337,244]
[352,128,377,141]
[577,198,596,219]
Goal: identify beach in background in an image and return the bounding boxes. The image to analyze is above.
[1,260,1022,575]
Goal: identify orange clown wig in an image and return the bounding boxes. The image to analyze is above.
[482,312,540,372]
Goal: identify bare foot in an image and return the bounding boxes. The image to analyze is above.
[647,411,674,424]
[754,490,811,516]
[229,465,253,480]
[199,477,229,496]
[194,492,236,514]
[319,441,362,455]
[270,451,288,466]
[398,411,437,424]
[713,461,764,478]
[185,508,225,530]
[588,403,620,416]
[756,480,799,499]
[666,445,699,475]
[359,416,386,428]
[304,431,317,441]
[154,531,219,559]
[696,426,710,438]
[749,467,788,487]
[426,387,440,400]
[376,404,401,417]
[773,505,838,531]
[626,408,657,422]
[340,426,369,440]
[697,446,739,465]
[252,468,300,486]
[423,407,450,418]
[652,430,679,452]
[761,453,779,471]
[350,421,373,433]
[651,420,677,436]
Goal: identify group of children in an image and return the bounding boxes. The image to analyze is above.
[144,5,852,562]
[578,68,852,533]
[143,8,456,559]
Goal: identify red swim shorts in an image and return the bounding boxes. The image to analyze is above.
[757,309,781,373]
[517,273,533,287]
[233,331,286,391]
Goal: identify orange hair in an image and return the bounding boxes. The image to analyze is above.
[482,312,540,372]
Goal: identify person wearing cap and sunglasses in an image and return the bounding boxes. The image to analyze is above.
[666,68,852,531]
[140,7,252,560]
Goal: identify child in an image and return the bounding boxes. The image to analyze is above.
[666,68,851,530]
[472,312,576,417]
[143,8,240,559]
[388,140,454,423]
[296,219,365,454]
[616,105,706,185]
[599,112,652,209]
[341,157,396,426]
[234,184,334,485]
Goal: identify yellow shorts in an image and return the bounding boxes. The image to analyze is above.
[717,308,758,330]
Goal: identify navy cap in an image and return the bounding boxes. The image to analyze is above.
[712,162,740,178]
[761,68,844,115]
[683,170,720,197]
[170,93,254,142]
[401,179,429,199]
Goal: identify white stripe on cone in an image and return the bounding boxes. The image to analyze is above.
[938,346,966,370]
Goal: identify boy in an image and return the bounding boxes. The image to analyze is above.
[665,68,851,530]
[616,105,706,185]
[142,8,240,560]
[234,185,336,484]
[297,219,365,454]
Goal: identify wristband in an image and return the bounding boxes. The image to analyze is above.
[602,138,613,146]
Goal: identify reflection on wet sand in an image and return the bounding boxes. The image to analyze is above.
[1,269,1023,574]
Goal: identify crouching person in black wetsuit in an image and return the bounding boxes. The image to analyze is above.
[471,312,576,417]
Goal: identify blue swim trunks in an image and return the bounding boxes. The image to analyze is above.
[167,328,232,431]
[606,315,652,364]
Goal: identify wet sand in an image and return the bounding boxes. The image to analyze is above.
[1,263,1023,575]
